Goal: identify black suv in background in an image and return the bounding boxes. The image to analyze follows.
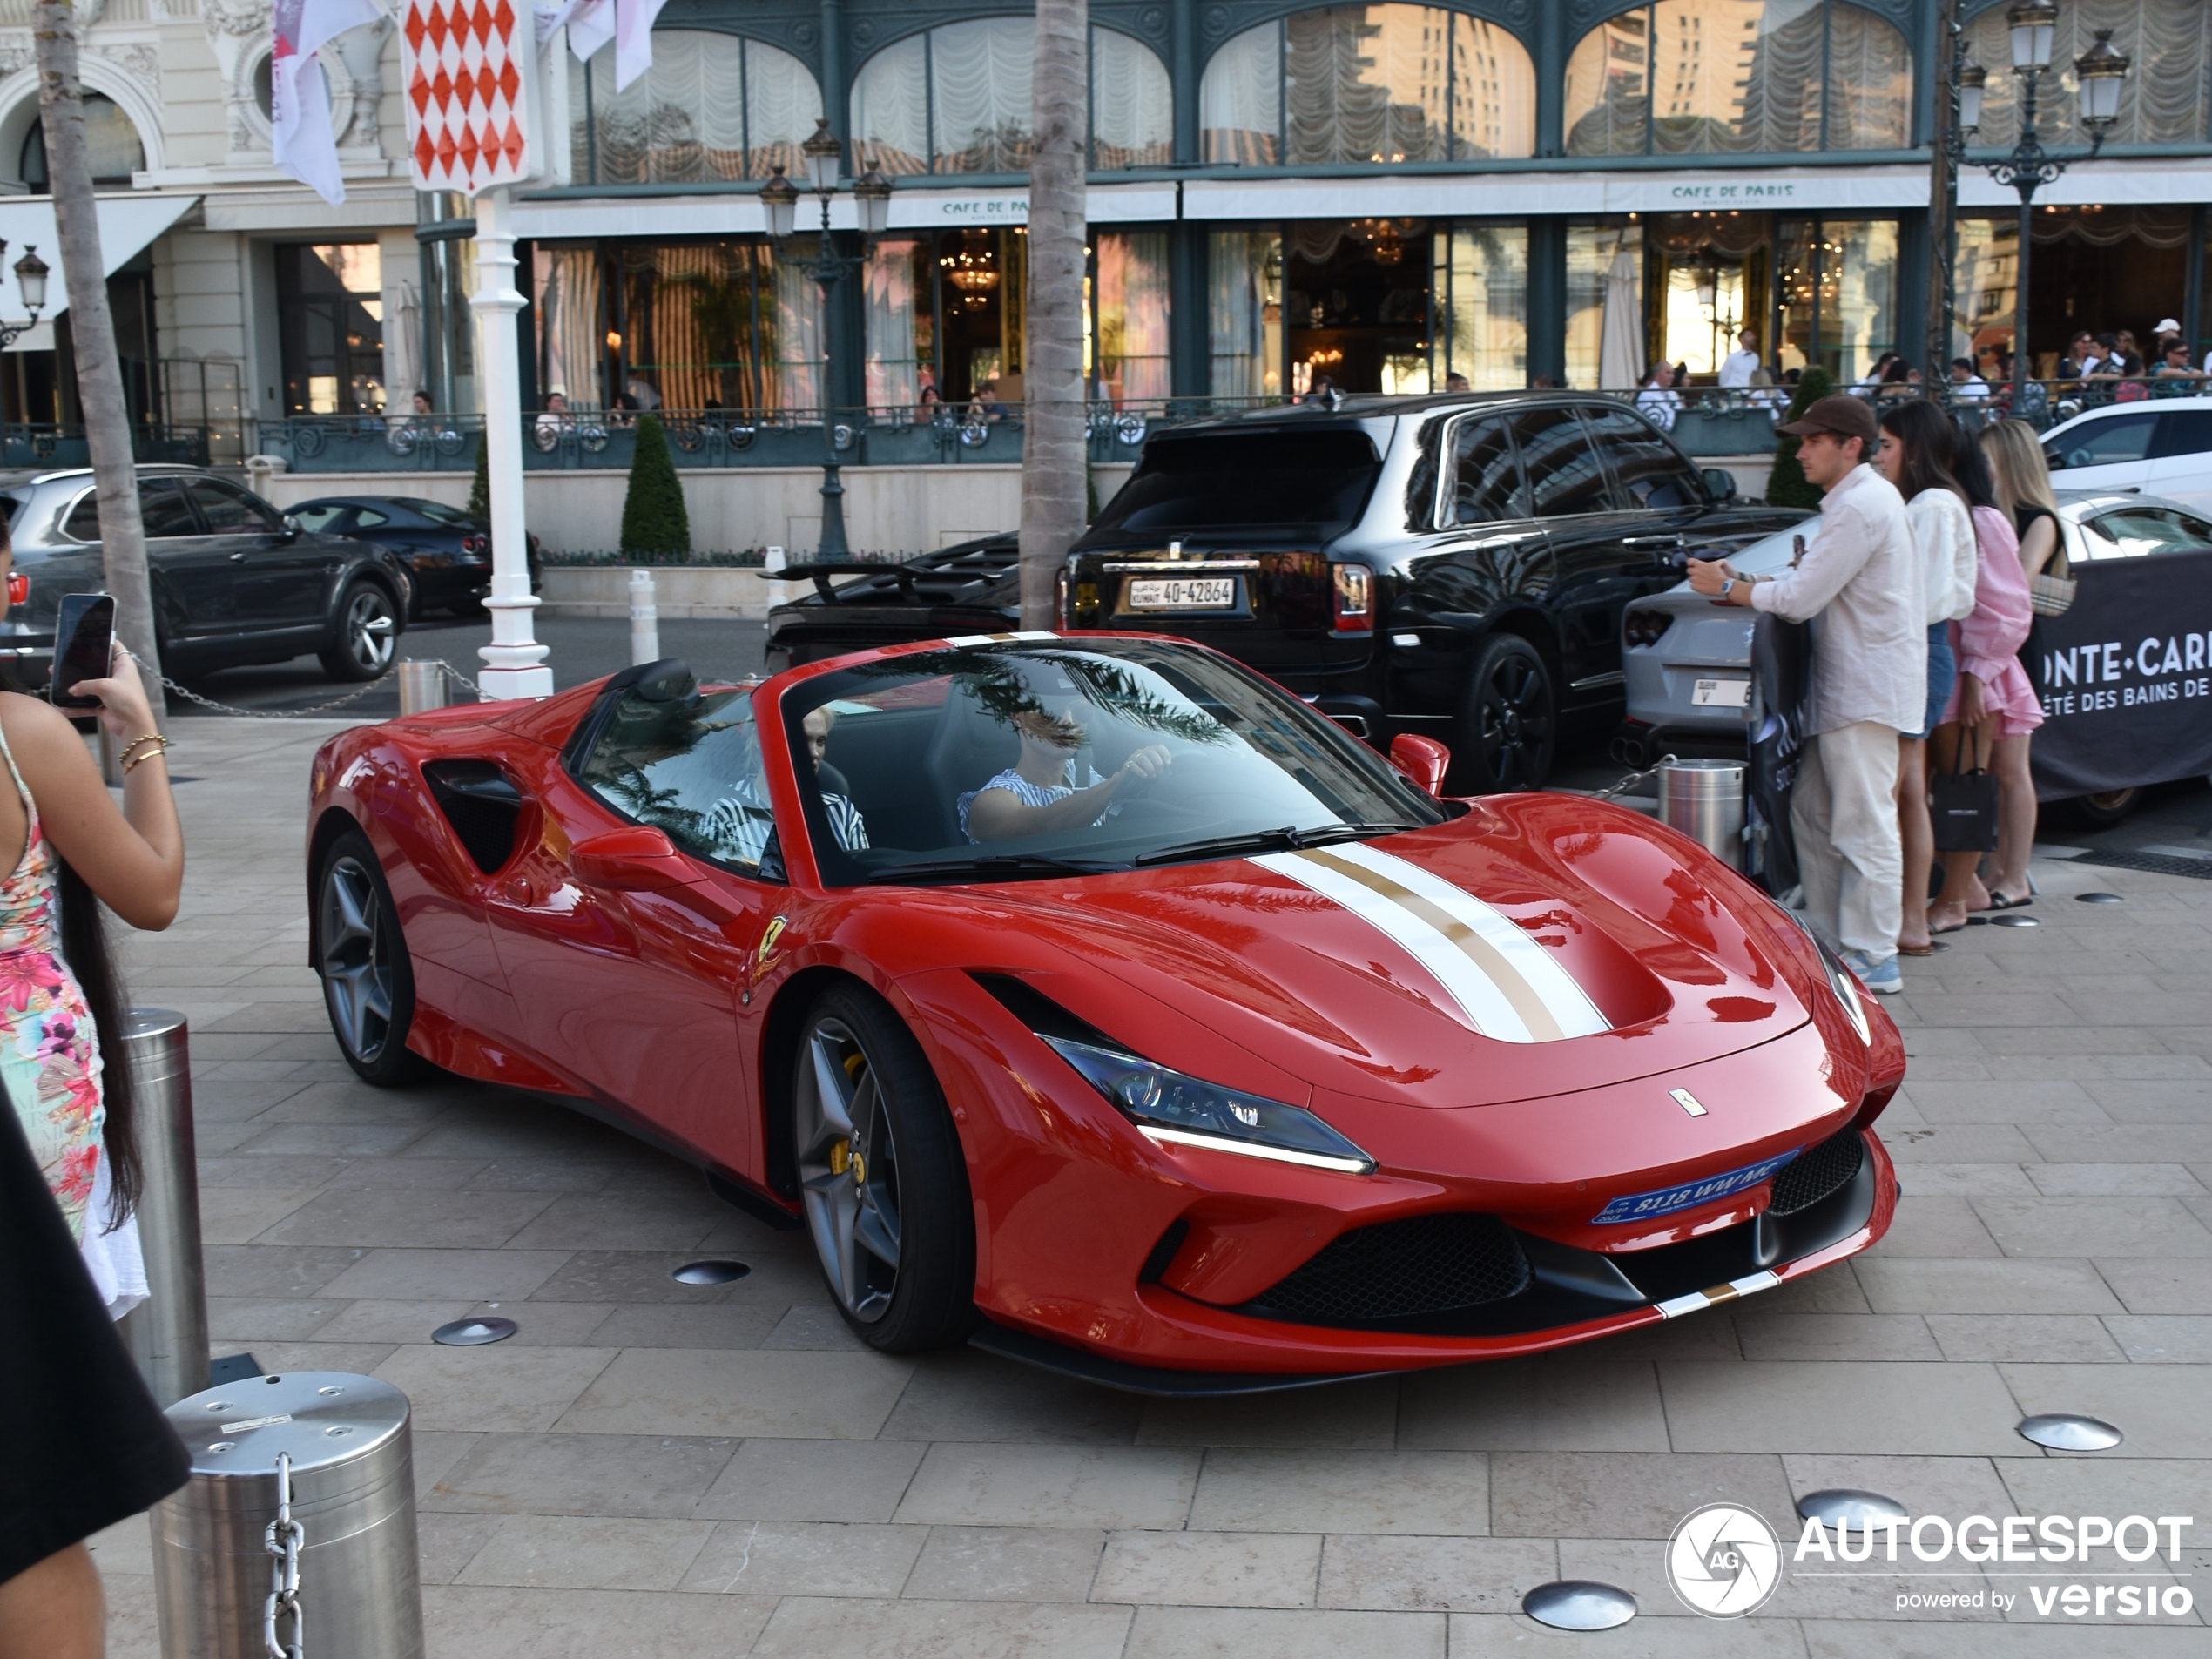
[1062,395,1804,790]
[0,465,410,685]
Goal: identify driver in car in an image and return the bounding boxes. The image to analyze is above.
[960,706,1171,842]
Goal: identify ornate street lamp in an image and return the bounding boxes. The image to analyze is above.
[1975,2,2129,410]
[0,241,49,348]
[760,118,894,560]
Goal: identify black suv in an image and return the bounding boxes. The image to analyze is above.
[0,465,410,685]
[1062,394,1803,790]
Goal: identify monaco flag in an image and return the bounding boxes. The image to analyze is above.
[536,0,663,90]
[271,0,383,203]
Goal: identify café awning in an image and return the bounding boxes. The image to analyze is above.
[0,193,199,349]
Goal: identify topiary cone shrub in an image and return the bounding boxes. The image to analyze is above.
[1765,365,1835,510]
[468,432,489,518]
[620,414,692,556]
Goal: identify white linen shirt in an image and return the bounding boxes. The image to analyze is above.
[1745,463,1925,737]
[1905,486,1979,625]
[1718,349,1759,388]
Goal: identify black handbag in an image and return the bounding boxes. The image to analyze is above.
[1931,741,2000,853]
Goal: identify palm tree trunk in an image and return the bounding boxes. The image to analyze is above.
[33,0,163,720]
[1019,0,1087,629]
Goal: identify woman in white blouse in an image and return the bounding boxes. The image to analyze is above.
[1875,401,1978,955]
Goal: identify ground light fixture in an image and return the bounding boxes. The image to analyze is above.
[671,1260,752,1285]
[1522,1581,1637,1630]
[2078,892,2125,903]
[1797,1489,1910,1531]
[432,1316,517,1345]
[2018,1413,2123,1450]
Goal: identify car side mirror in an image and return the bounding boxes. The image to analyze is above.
[571,826,691,890]
[280,515,300,541]
[1701,468,1738,503]
[1388,733,1450,797]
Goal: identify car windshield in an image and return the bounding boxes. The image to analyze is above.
[1089,430,1382,532]
[2080,506,2212,558]
[784,641,1449,884]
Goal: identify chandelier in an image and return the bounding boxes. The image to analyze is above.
[941,235,1000,310]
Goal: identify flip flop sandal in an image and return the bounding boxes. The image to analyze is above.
[1987,892,2033,909]
[1898,941,1939,956]
[1930,918,1971,935]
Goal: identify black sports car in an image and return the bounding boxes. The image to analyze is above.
[288,496,543,617]
[761,534,1020,673]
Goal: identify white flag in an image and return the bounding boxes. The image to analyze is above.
[612,0,665,90]
[272,0,383,204]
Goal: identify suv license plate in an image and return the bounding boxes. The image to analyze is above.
[1692,677,1752,708]
[1128,577,1236,610]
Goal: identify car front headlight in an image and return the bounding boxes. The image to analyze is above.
[1783,909,1870,1045]
[1042,1036,1375,1174]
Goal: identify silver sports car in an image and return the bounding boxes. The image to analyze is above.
[1619,489,2212,753]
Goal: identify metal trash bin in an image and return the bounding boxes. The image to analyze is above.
[153,1372,424,1659]
[1656,758,1746,869]
[397,659,449,716]
[118,1008,207,1407]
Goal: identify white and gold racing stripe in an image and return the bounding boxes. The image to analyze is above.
[1654,1271,1780,1319]
[1250,843,1610,1043]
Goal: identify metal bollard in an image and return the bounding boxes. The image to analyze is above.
[118,1009,208,1407]
[396,659,450,716]
[629,567,660,664]
[1656,758,1747,869]
[154,1372,424,1659]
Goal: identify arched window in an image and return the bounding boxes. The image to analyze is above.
[1563,2,1908,157]
[1200,6,1535,166]
[568,31,822,185]
[1961,0,2212,148]
[20,94,145,187]
[851,22,1171,174]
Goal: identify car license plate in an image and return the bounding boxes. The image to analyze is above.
[1589,1149,1802,1224]
[1128,577,1236,610]
[1691,677,1752,708]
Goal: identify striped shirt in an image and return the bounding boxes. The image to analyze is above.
[958,762,1109,843]
[703,779,868,867]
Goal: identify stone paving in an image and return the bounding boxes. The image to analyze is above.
[89,717,2211,1657]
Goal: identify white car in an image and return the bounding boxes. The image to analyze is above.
[2039,395,2212,512]
[1619,489,2212,752]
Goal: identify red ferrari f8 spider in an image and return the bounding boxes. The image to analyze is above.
[307,634,1902,1392]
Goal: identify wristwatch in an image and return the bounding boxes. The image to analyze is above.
[1724,577,1743,602]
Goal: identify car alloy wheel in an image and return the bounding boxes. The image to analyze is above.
[796,1015,905,1323]
[2071,786,2139,828]
[1458,634,1556,792]
[314,832,426,1085]
[323,582,399,680]
[791,985,974,1352]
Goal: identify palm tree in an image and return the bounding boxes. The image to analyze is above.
[1019,0,1087,629]
[33,0,163,718]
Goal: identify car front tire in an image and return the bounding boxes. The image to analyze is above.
[320,579,401,681]
[791,982,974,1353]
[314,828,430,1086]
[1453,633,1557,792]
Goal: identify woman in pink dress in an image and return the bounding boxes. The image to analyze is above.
[1927,430,2042,934]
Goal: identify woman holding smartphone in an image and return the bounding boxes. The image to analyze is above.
[0,527,185,1656]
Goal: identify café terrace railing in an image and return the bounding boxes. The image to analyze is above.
[66,379,2180,479]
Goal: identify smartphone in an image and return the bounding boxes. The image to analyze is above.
[50,592,116,711]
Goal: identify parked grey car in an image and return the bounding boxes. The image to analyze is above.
[1619,489,2210,751]
[0,465,410,685]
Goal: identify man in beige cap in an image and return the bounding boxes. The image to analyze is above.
[1688,394,1922,995]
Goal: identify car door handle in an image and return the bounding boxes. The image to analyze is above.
[229,550,248,561]
[1620,533,1685,547]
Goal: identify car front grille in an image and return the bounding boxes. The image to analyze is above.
[1768,1127,1865,1216]
[1240,1212,1531,1325]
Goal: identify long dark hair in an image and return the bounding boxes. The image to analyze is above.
[0,543,138,1227]
[1947,417,2000,511]
[1878,400,1966,504]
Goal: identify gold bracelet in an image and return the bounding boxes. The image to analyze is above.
[121,734,169,774]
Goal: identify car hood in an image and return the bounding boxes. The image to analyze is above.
[889,793,1828,1111]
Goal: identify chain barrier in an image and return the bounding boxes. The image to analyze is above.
[115,644,399,721]
[1588,753,1681,802]
[263,1450,303,1659]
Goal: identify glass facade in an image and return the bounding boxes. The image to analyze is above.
[1211,229,1285,400]
[568,31,823,186]
[1202,6,1536,165]
[277,244,386,415]
[1563,2,1909,157]
[1566,221,1644,391]
[1435,224,1528,390]
[1963,0,2212,149]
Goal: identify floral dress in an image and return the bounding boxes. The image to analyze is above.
[0,719,105,1244]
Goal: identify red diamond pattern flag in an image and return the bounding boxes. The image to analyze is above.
[403,0,535,192]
